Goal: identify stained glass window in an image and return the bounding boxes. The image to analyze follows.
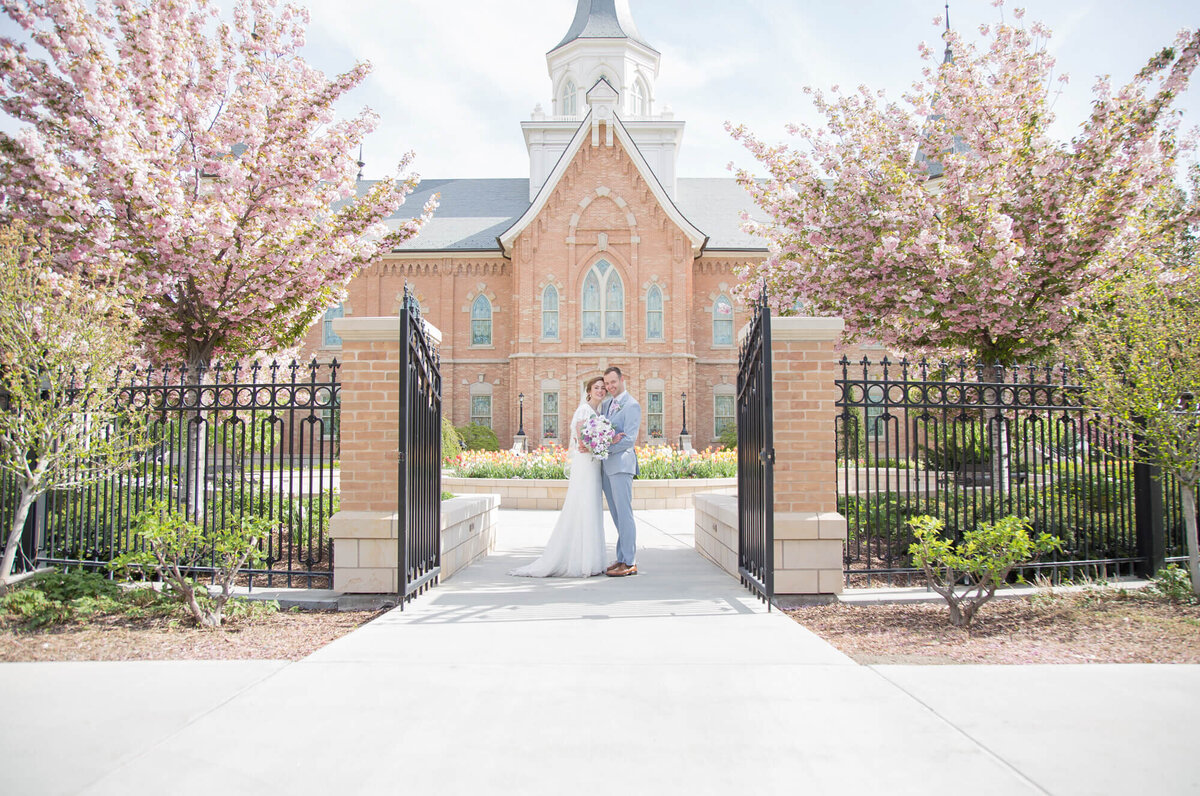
[471,295,492,346]
[646,286,663,340]
[471,395,492,428]
[647,392,664,439]
[605,277,624,338]
[714,394,735,436]
[582,272,601,339]
[713,295,734,346]
[542,392,559,440]
[542,285,559,339]
[581,260,623,341]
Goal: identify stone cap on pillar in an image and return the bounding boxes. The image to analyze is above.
[737,315,844,344]
[332,316,443,344]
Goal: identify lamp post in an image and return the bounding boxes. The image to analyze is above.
[680,391,689,436]
[517,392,526,437]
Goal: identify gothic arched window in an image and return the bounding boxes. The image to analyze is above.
[471,295,493,346]
[630,77,648,116]
[581,259,624,340]
[542,284,559,340]
[713,294,734,346]
[561,79,577,117]
[645,285,663,340]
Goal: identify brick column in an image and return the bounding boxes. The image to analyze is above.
[327,316,441,593]
[769,317,847,595]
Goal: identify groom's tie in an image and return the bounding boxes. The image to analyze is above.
[608,398,619,418]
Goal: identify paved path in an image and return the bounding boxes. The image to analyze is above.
[2,509,1197,795]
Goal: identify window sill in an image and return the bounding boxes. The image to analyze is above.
[580,338,627,345]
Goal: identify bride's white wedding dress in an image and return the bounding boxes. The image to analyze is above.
[510,401,607,578]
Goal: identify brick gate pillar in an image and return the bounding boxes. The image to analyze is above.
[327,316,441,594]
[770,317,848,596]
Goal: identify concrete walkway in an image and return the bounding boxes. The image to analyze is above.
[2,509,1198,795]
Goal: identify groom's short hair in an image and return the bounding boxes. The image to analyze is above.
[604,366,622,378]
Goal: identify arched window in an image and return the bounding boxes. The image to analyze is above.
[561,79,576,117]
[581,259,623,340]
[542,285,559,339]
[630,78,647,116]
[322,302,344,347]
[713,294,734,346]
[645,285,663,341]
[471,295,493,346]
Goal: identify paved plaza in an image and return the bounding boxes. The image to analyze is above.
[2,508,1197,795]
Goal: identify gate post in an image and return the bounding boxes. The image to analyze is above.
[327,316,442,594]
[1134,459,1165,578]
[769,317,847,596]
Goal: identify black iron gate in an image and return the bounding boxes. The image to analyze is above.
[737,293,774,606]
[398,284,442,606]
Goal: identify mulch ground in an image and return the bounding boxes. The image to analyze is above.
[4,588,1198,665]
[788,589,1200,664]
[0,609,384,662]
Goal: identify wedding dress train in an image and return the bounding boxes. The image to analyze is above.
[509,402,607,578]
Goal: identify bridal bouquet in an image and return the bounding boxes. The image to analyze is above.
[579,415,616,460]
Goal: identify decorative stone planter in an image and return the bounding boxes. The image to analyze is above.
[330,493,499,593]
[442,476,736,510]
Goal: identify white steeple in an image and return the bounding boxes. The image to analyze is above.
[522,0,684,201]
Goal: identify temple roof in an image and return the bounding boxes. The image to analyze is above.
[369,177,766,252]
[550,0,655,53]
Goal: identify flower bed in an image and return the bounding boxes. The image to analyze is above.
[443,446,736,510]
[447,445,736,479]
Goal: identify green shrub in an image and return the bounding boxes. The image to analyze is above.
[1,588,70,628]
[1148,564,1197,604]
[718,423,737,451]
[456,423,500,451]
[908,514,1061,626]
[111,502,272,627]
[442,417,463,462]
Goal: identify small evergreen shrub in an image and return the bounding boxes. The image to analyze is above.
[718,424,737,451]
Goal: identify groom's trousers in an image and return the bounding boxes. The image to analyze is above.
[602,471,637,564]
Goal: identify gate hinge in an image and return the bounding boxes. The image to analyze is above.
[760,448,775,465]
[396,451,406,462]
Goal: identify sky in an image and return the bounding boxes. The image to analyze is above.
[2,0,1199,182]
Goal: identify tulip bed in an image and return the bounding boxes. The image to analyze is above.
[447,445,736,479]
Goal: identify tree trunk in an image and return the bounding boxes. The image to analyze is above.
[982,362,1010,509]
[181,353,213,526]
[0,488,36,585]
[1182,483,1199,599]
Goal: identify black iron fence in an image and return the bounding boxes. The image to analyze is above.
[398,286,442,605]
[737,294,774,605]
[836,357,1185,586]
[0,359,340,588]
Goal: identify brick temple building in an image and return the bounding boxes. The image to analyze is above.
[302,0,767,449]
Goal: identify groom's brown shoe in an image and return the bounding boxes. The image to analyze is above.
[606,563,637,577]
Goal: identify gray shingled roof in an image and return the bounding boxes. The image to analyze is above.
[551,0,654,52]
[376,176,767,252]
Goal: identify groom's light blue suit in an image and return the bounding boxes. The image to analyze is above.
[600,391,640,565]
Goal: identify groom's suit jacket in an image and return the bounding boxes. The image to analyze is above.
[600,392,641,477]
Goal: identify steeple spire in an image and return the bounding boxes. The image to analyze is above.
[943,3,954,64]
[551,0,655,53]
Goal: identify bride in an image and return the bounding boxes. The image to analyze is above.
[509,376,608,578]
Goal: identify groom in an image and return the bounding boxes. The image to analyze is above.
[600,366,640,577]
